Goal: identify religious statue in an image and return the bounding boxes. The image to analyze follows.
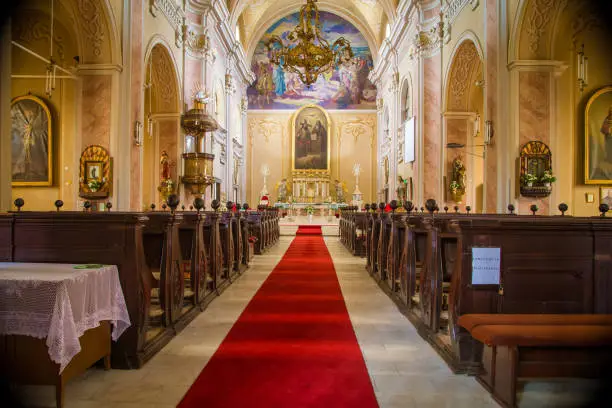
[260,165,270,197]
[158,151,176,202]
[275,178,291,202]
[334,179,347,203]
[396,176,408,204]
[352,163,362,194]
[233,160,240,185]
[601,106,612,163]
[449,157,466,202]
[383,156,390,185]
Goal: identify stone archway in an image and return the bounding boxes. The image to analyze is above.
[142,42,181,209]
[444,39,484,212]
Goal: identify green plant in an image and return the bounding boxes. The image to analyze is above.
[521,173,538,186]
[540,170,556,184]
[305,205,315,215]
[88,179,103,191]
[449,181,461,191]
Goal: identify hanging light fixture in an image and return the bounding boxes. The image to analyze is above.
[265,0,354,86]
[577,44,588,93]
[45,0,57,98]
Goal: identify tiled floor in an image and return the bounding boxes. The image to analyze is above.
[10,237,601,407]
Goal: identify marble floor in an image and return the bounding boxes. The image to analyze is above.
[10,237,602,408]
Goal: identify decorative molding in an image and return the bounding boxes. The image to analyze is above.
[443,0,479,25]
[571,3,603,43]
[525,0,566,55]
[240,96,248,114]
[15,19,66,62]
[185,27,210,59]
[151,47,177,111]
[448,41,479,110]
[248,119,283,144]
[76,0,105,59]
[341,118,376,144]
[149,0,186,48]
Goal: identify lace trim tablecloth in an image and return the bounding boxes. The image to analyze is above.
[0,263,131,373]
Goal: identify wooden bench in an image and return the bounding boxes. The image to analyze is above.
[458,314,612,407]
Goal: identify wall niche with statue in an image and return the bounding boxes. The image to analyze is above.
[519,141,555,198]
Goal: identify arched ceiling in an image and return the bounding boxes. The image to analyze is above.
[229,0,397,62]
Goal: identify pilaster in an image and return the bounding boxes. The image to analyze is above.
[0,19,11,211]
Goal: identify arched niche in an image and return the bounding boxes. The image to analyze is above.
[444,39,484,211]
[143,42,181,209]
[9,0,118,210]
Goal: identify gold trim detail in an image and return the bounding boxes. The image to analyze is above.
[585,86,612,185]
[11,95,53,187]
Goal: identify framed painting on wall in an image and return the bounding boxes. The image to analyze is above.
[602,187,612,210]
[291,105,331,172]
[11,95,53,186]
[585,86,612,185]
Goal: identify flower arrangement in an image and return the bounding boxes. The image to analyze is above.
[449,180,461,192]
[248,236,258,243]
[87,177,106,192]
[540,170,556,186]
[521,173,538,187]
[305,205,315,215]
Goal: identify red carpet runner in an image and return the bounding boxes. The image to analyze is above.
[296,225,323,235]
[179,235,379,408]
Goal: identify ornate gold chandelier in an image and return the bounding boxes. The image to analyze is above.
[265,0,354,86]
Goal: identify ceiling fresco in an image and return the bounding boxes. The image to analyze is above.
[248,11,377,110]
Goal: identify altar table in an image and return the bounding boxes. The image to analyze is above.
[0,263,131,407]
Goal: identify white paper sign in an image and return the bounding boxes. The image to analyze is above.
[471,247,501,285]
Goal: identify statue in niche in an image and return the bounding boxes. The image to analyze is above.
[335,179,347,203]
[449,157,466,202]
[396,176,408,204]
[233,160,240,185]
[158,151,176,202]
[275,178,290,202]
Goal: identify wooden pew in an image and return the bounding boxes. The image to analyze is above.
[8,210,152,368]
[458,314,612,408]
[0,213,13,261]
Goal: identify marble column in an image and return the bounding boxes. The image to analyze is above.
[0,18,11,211]
[390,72,400,199]
[484,0,499,213]
[422,54,442,201]
[127,0,143,211]
[508,60,566,215]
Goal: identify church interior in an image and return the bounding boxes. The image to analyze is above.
[1,0,612,407]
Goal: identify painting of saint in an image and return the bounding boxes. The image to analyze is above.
[293,106,329,171]
[585,86,612,184]
[11,95,53,186]
[248,11,377,110]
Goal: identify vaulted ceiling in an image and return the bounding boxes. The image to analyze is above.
[228,0,399,62]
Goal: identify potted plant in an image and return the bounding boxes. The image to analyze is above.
[521,173,538,187]
[305,205,315,222]
[449,180,464,202]
[87,177,105,192]
[540,170,556,188]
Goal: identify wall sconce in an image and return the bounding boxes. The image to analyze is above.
[147,113,154,139]
[134,121,143,147]
[577,44,588,93]
[485,120,494,145]
[473,113,481,138]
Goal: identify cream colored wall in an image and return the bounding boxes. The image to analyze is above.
[11,78,78,211]
[246,111,378,207]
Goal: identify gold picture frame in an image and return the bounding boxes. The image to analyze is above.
[602,187,612,210]
[10,95,53,186]
[79,145,112,198]
[291,105,331,173]
[585,86,612,185]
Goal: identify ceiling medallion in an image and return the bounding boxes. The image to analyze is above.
[265,0,354,86]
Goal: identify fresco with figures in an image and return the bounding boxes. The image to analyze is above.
[248,11,376,110]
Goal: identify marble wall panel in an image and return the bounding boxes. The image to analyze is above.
[81,75,112,149]
[130,0,143,210]
[485,0,498,213]
[423,56,441,201]
[518,70,550,214]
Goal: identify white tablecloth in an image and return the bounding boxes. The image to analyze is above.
[0,263,131,373]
